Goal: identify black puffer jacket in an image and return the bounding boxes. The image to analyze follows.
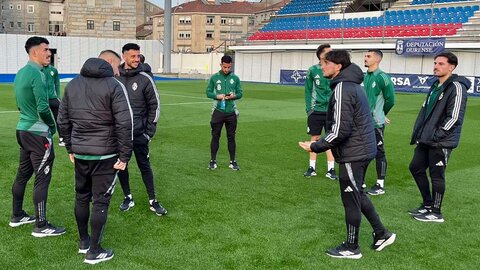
[141,62,154,78]
[410,74,469,148]
[310,63,376,163]
[118,63,159,139]
[57,58,133,162]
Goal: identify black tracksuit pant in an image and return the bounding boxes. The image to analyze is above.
[118,135,156,200]
[210,109,237,161]
[409,144,451,213]
[74,156,117,253]
[374,127,387,181]
[12,130,54,228]
[338,161,386,248]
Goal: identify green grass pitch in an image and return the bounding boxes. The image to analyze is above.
[0,80,479,269]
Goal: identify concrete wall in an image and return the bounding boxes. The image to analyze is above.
[0,34,162,74]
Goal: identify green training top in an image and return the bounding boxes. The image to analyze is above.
[14,61,56,137]
[425,81,443,117]
[43,65,60,99]
[304,64,332,113]
[363,68,395,128]
[206,70,243,113]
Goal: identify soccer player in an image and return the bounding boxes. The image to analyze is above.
[43,62,64,146]
[304,44,337,179]
[206,55,243,170]
[57,50,133,264]
[299,50,395,259]
[117,43,167,216]
[363,49,395,195]
[10,36,65,237]
[139,54,154,78]
[408,52,469,223]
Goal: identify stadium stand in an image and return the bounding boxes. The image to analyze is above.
[247,0,480,41]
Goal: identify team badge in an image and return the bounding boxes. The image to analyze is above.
[50,71,54,76]
[217,85,221,91]
[372,81,376,88]
[439,92,444,100]
[132,82,138,91]
[44,165,50,175]
[230,79,234,84]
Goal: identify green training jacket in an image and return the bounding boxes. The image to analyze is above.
[43,64,60,99]
[14,61,56,137]
[363,68,395,128]
[206,70,243,113]
[304,64,332,114]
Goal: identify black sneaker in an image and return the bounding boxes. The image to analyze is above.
[9,211,35,227]
[229,161,240,171]
[78,236,90,254]
[367,183,385,195]
[408,204,432,216]
[413,212,444,223]
[303,166,317,177]
[119,195,135,212]
[208,160,217,170]
[371,231,396,251]
[326,242,362,259]
[31,223,66,237]
[325,168,337,180]
[149,200,167,216]
[84,248,114,264]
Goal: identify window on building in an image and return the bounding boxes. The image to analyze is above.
[179,17,185,24]
[9,4,14,9]
[17,4,21,10]
[50,11,62,14]
[17,22,22,28]
[87,0,95,7]
[113,21,120,31]
[207,16,214,25]
[113,0,121,8]
[221,18,227,25]
[235,18,242,25]
[87,20,94,30]
[178,31,191,39]
[9,21,14,28]
[179,17,191,24]
[27,23,34,32]
[206,31,213,39]
[27,5,34,13]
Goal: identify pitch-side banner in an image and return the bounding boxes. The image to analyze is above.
[279,70,480,96]
[395,38,446,56]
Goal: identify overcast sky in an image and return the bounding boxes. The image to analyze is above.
[150,0,261,9]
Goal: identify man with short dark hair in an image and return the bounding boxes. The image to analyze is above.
[363,49,395,195]
[299,50,395,259]
[408,52,469,223]
[206,55,243,170]
[303,44,337,179]
[58,49,133,264]
[10,36,65,237]
[117,43,167,216]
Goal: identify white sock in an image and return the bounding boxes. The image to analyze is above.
[149,199,156,204]
[327,161,335,170]
[309,160,316,169]
[126,194,132,199]
[377,180,384,188]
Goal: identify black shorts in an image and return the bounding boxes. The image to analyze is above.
[307,111,327,136]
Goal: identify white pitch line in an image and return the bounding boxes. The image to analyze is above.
[0,111,18,114]
[162,101,212,106]
[161,93,209,100]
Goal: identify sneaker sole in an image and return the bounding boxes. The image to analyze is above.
[84,254,114,265]
[413,216,444,223]
[325,174,336,180]
[368,190,385,196]
[375,233,396,251]
[228,166,240,171]
[9,219,35,228]
[149,206,167,216]
[304,173,317,177]
[31,231,66,238]
[119,202,135,212]
[326,252,363,259]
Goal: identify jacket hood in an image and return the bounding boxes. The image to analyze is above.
[80,58,114,78]
[141,63,152,73]
[330,63,364,89]
[448,74,471,89]
[119,63,144,77]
